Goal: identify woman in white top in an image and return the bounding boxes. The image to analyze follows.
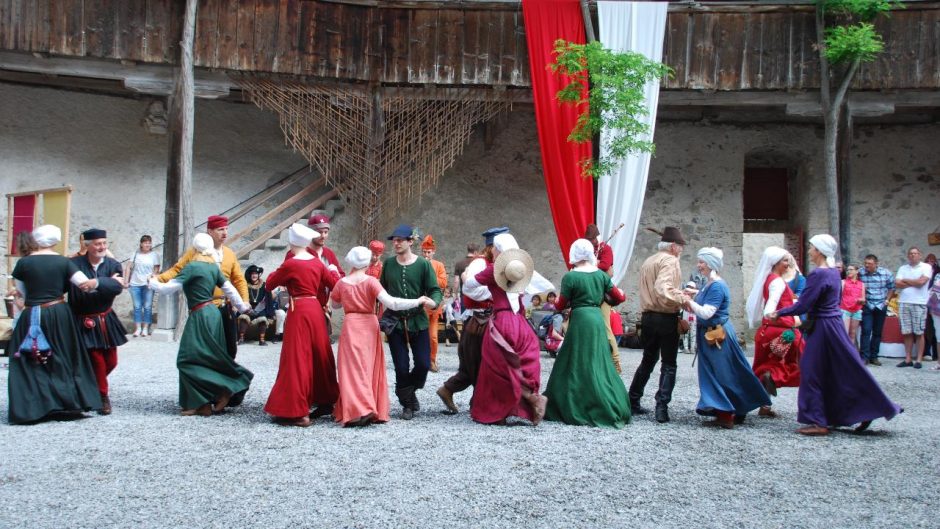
[125,235,161,337]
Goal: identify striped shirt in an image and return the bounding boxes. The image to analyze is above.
[859,266,894,310]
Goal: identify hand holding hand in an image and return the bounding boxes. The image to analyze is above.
[79,279,98,292]
[327,264,339,273]
[768,311,779,321]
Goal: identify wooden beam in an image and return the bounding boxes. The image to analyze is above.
[235,189,341,259]
[226,176,328,247]
[224,167,315,225]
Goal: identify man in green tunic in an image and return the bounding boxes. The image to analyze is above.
[379,224,443,420]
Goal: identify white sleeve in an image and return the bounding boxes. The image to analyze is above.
[69,271,91,286]
[222,281,250,312]
[763,277,786,316]
[687,299,717,320]
[377,290,422,311]
[462,258,491,302]
[14,279,27,300]
[149,278,182,294]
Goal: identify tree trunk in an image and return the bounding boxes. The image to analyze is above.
[169,0,198,340]
[838,105,853,260]
[823,108,841,246]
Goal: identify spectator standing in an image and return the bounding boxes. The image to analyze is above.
[125,235,161,337]
[858,254,894,366]
[924,253,939,360]
[928,270,940,369]
[895,247,933,369]
[840,264,865,351]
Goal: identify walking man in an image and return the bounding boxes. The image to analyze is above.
[895,247,933,368]
[859,254,894,366]
[159,215,248,358]
[628,227,691,423]
[69,228,128,415]
[380,224,443,419]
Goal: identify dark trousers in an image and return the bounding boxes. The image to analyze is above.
[220,304,238,359]
[629,312,680,406]
[388,327,431,399]
[860,306,887,361]
[444,314,488,394]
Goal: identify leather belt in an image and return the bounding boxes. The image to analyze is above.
[31,297,66,308]
[290,295,317,312]
[81,307,114,347]
[190,300,214,313]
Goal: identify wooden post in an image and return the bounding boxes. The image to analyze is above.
[165,0,198,340]
[580,0,596,43]
[838,104,853,260]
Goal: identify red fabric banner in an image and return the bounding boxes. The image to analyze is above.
[12,194,37,255]
[522,0,594,260]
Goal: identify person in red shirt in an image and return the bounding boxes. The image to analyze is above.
[841,263,866,351]
[366,240,385,279]
[285,213,345,331]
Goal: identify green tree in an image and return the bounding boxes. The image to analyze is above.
[815,0,897,255]
[551,40,671,180]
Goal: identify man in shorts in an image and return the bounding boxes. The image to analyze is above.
[895,247,933,368]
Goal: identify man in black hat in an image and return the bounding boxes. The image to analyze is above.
[68,228,128,415]
[628,226,691,423]
[238,264,275,346]
[379,224,443,420]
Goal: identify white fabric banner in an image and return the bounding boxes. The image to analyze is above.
[597,1,668,286]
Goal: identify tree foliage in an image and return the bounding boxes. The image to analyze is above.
[551,39,671,180]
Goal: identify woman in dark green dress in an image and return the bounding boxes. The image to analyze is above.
[544,239,631,428]
[150,233,253,416]
[6,225,102,424]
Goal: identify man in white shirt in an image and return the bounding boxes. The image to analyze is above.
[895,247,933,368]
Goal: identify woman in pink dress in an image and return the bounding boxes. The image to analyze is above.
[330,247,433,427]
[463,233,546,426]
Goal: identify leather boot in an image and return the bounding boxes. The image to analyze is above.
[653,366,677,424]
[99,394,112,415]
[628,364,654,415]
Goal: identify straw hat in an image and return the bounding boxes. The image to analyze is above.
[494,248,534,293]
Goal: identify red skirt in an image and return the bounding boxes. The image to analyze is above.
[264,298,338,419]
[752,321,803,388]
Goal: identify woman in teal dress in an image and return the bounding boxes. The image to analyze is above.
[544,239,631,428]
[150,233,254,417]
[685,247,771,429]
[6,225,102,424]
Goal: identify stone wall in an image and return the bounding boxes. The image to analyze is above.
[2,82,937,331]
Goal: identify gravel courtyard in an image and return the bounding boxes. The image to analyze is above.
[1,339,936,529]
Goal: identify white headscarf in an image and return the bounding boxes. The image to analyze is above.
[745,246,790,328]
[568,238,596,265]
[288,223,320,247]
[344,246,371,270]
[493,233,519,253]
[32,224,61,248]
[697,247,723,272]
[193,233,214,256]
[809,234,838,267]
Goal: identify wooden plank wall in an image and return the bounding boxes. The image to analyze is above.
[0,0,937,90]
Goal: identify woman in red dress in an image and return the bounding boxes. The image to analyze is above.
[746,246,804,417]
[263,223,341,427]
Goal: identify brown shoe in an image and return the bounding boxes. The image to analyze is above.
[796,425,830,436]
[182,403,213,417]
[705,412,734,429]
[761,372,778,397]
[430,360,439,373]
[436,386,459,415]
[530,395,548,426]
[758,406,778,418]
[213,391,232,413]
[99,394,112,415]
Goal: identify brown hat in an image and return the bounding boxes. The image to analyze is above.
[648,226,686,246]
[584,224,600,240]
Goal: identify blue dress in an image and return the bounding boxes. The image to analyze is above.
[777,268,901,427]
[694,280,771,417]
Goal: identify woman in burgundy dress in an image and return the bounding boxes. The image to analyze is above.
[263,224,341,427]
[746,246,803,418]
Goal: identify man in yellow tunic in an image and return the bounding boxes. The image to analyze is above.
[421,235,448,373]
[158,215,248,358]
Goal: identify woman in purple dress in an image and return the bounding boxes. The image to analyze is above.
[770,234,901,436]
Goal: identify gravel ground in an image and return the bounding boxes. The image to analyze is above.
[1,339,936,529]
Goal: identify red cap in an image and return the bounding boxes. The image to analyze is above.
[207,215,228,229]
[308,214,330,228]
[421,235,436,251]
[368,240,385,253]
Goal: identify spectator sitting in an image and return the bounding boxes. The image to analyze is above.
[238,265,275,346]
[544,309,569,355]
[542,291,558,311]
[526,294,543,319]
[271,287,289,343]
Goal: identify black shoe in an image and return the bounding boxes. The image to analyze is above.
[869,358,882,366]
[309,404,334,419]
[914,362,923,369]
[401,407,414,420]
[630,402,650,415]
[655,404,670,423]
[854,420,873,433]
[896,361,913,368]
[734,414,746,425]
[259,341,268,346]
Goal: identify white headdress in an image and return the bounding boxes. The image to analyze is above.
[493,233,519,253]
[745,246,790,328]
[32,225,61,248]
[568,239,597,265]
[193,233,214,256]
[344,246,371,270]
[697,247,724,272]
[288,223,320,247]
[809,234,838,267]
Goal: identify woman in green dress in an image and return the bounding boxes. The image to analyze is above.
[150,233,254,417]
[544,239,631,428]
[6,225,102,424]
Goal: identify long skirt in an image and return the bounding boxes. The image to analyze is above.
[264,298,338,419]
[177,305,253,410]
[544,306,631,428]
[333,313,389,425]
[470,310,541,424]
[696,320,771,416]
[6,303,102,423]
[798,316,901,427]
[752,322,802,388]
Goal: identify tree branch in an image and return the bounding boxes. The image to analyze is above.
[832,57,861,113]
